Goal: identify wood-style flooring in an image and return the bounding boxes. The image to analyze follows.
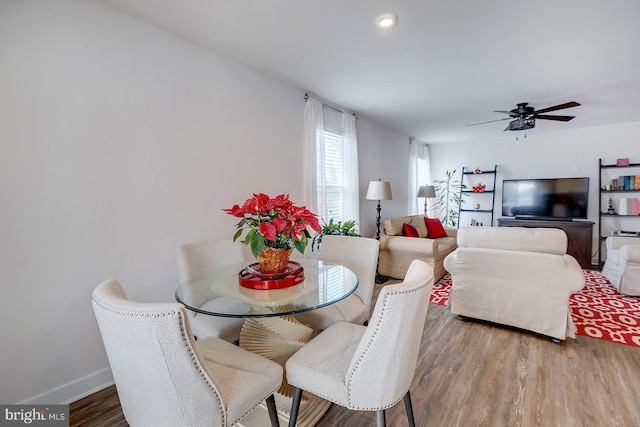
[70,281,640,427]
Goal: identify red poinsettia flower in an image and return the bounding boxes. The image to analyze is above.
[223,193,322,257]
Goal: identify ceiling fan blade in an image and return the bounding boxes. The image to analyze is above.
[533,101,580,114]
[466,117,511,127]
[492,110,512,115]
[534,114,576,122]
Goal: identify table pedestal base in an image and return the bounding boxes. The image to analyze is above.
[236,393,331,427]
[236,316,330,427]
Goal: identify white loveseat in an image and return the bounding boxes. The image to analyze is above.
[602,236,640,296]
[443,226,585,341]
[378,215,457,281]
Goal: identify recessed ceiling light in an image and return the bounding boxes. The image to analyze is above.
[376,13,397,29]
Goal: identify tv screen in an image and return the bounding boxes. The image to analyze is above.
[502,177,589,220]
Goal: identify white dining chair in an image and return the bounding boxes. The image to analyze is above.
[286,259,434,427]
[294,235,380,330]
[92,279,282,427]
[176,238,249,342]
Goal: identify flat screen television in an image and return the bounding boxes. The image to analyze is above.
[502,177,589,220]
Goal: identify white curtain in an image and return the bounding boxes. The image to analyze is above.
[303,97,323,213]
[342,112,360,230]
[303,96,360,231]
[408,140,431,214]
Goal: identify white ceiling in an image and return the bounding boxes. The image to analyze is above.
[100,0,640,143]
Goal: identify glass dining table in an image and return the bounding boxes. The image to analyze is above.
[175,258,358,427]
[176,259,358,319]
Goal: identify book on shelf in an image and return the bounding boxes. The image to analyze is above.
[619,198,628,215]
[617,198,640,215]
[614,175,640,190]
[613,230,640,237]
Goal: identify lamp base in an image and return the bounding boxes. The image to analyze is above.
[375,273,389,284]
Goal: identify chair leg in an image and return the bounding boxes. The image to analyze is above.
[403,391,416,427]
[288,387,303,427]
[266,394,280,427]
[376,409,386,427]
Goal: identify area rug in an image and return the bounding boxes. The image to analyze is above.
[429,270,640,348]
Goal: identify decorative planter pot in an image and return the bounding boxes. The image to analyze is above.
[257,247,293,274]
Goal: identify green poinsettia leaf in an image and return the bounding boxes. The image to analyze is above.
[250,233,265,258]
[244,228,256,243]
[294,237,306,254]
[232,228,244,242]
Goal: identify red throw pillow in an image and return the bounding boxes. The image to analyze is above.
[402,223,420,238]
[424,217,447,238]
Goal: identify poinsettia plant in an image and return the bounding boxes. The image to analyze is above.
[223,193,322,258]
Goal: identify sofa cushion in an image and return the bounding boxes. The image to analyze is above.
[384,217,410,236]
[384,216,428,237]
[424,217,447,239]
[457,226,567,255]
[403,223,419,237]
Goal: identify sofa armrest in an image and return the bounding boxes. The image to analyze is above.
[444,227,458,239]
[620,245,640,264]
[606,236,640,251]
[379,234,437,257]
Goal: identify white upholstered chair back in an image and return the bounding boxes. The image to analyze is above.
[286,260,434,426]
[318,235,380,311]
[175,238,250,342]
[92,280,227,426]
[176,238,249,283]
[346,259,433,409]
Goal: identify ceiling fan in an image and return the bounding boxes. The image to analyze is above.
[467,101,581,131]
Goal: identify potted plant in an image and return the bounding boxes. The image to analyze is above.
[433,169,467,227]
[223,193,321,273]
[311,218,361,252]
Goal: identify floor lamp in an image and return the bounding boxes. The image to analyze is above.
[366,179,392,283]
[417,185,436,215]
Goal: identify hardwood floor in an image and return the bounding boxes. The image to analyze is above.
[71,282,640,427]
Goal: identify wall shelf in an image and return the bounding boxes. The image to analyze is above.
[457,165,498,227]
[598,158,640,267]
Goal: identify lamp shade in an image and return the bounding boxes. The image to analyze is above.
[417,185,436,198]
[366,180,392,201]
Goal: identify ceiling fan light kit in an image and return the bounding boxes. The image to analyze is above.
[506,117,536,131]
[467,101,581,132]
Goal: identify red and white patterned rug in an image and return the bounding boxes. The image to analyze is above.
[429,270,640,348]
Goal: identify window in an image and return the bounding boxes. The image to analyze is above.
[303,97,359,228]
[408,140,431,214]
[316,129,344,222]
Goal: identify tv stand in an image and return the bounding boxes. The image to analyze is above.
[497,218,594,269]
[514,216,572,221]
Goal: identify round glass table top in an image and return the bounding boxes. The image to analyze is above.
[175,259,358,318]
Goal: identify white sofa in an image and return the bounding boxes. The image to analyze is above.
[602,236,640,296]
[443,226,585,341]
[378,215,457,281]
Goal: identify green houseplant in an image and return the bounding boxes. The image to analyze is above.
[311,218,361,252]
[433,169,467,227]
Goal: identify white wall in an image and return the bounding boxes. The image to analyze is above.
[428,121,640,263]
[356,118,412,238]
[0,0,409,404]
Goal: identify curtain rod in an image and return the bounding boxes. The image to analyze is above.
[410,137,427,145]
[304,93,357,118]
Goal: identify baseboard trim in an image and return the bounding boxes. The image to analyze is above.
[20,368,114,405]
